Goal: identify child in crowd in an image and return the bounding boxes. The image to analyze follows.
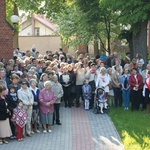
[8,85,18,139]
[11,100,28,141]
[82,80,92,110]
[97,88,108,113]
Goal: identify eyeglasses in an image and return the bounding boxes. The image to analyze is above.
[22,83,27,85]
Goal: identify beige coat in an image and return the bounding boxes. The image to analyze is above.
[111,72,121,88]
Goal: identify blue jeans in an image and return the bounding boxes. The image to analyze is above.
[122,89,130,108]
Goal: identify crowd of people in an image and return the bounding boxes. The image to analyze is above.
[0,47,150,144]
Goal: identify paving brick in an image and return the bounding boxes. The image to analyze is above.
[1,106,125,150]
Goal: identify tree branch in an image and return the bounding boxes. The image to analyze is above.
[98,36,108,52]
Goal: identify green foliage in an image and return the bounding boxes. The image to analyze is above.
[6,0,44,21]
[6,0,121,54]
[6,0,14,23]
[52,0,120,53]
[109,107,150,150]
[104,0,150,33]
[53,6,93,48]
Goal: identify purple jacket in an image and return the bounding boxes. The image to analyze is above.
[39,89,56,114]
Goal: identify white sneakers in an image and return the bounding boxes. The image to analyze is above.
[31,130,40,133]
[124,107,129,110]
[36,130,40,133]
[48,130,52,133]
[43,130,47,133]
[43,130,52,133]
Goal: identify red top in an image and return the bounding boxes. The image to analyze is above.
[129,74,143,90]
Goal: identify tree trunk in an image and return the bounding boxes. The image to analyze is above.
[132,21,148,65]
[94,36,99,56]
[107,33,111,55]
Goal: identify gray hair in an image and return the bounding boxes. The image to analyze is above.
[44,81,52,87]
[107,67,112,73]
[29,79,37,85]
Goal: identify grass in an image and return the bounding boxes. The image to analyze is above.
[109,107,150,150]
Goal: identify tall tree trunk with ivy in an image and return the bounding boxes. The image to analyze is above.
[132,21,148,65]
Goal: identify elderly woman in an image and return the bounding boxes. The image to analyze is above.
[29,79,40,133]
[96,67,110,94]
[39,81,56,133]
[17,79,34,137]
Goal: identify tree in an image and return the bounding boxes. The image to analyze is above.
[51,0,120,55]
[105,0,150,63]
[6,0,120,55]
[74,0,120,55]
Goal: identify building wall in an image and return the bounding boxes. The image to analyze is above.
[0,0,14,62]
[19,25,32,36]
[19,36,61,55]
[19,20,54,36]
[34,21,54,35]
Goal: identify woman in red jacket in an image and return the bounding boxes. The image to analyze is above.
[129,68,143,111]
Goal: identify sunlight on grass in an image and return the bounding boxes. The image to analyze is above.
[122,131,150,150]
[109,107,150,150]
[122,130,141,150]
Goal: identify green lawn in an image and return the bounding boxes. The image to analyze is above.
[109,107,150,150]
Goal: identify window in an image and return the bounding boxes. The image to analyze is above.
[35,27,40,36]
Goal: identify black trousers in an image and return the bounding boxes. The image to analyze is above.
[63,86,72,107]
[53,103,60,124]
[75,85,83,106]
[113,87,123,107]
[89,93,95,108]
[130,89,142,111]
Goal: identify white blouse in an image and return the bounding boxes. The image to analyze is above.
[96,73,110,92]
